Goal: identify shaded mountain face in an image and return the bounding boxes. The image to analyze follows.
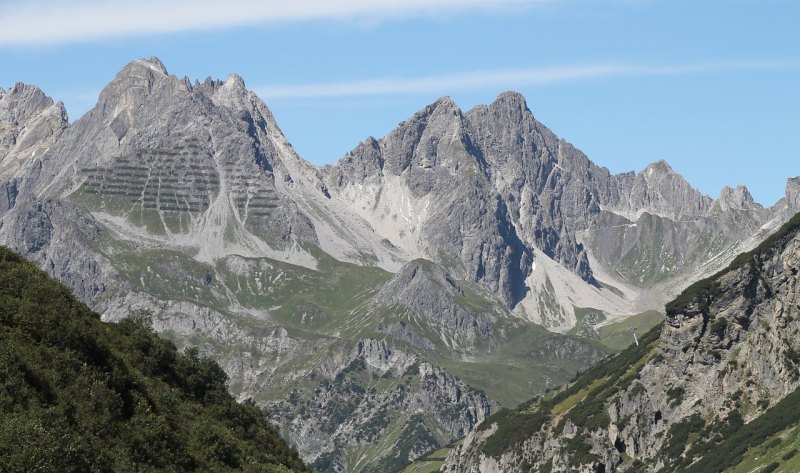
[442,213,800,473]
[0,57,797,472]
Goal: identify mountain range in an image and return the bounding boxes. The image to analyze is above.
[1,57,797,471]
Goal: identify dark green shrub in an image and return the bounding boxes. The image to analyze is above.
[0,246,309,472]
[666,386,685,406]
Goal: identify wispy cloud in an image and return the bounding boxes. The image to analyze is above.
[254,60,797,99]
[0,0,552,46]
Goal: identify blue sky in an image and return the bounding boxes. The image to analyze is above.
[0,0,797,206]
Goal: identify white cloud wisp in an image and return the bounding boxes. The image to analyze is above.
[254,61,796,100]
[0,0,547,46]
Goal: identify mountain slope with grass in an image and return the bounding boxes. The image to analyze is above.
[443,212,800,472]
[0,246,308,473]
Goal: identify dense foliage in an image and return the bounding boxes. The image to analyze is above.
[0,247,309,472]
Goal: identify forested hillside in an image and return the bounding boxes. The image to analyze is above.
[0,246,309,472]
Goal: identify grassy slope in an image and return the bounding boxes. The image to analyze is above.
[0,246,309,473]
[103,235,608,409]
[597,310,664,351]
[399,445,456,473]
[726,424,800,473]
[477,322,662,459]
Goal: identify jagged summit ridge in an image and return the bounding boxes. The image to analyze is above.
[0,82,67,182]
[132,56,168,75]
[718,184,757,211]
[326,90,797,327]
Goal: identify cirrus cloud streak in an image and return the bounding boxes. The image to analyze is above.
[254,61,797,99]
[0,0,551,46]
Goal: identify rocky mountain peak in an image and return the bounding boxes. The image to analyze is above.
[786,177,800,209]
[131,56,169,75]
[643,159,675,177]
[98,57,176,116]
[373,259,497,352]
[379,259,464,299]
[488,91,531,117]
[718,184,756,211]
[422,96,465,131]
[1,82,59,123]
[612,159,714,218]
[210,72,252,110]
[431,95,460,112]
[0,82,68,179]
[379,95,470,175]
[328,136,384,185]
[404,95,463,127]
[225,72,246,90]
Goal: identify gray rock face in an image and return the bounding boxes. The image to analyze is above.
[785,177,800,210]
[606,160,713,219]
[464,91,602,283]
[0,83,67,217]
[442,214,800,472]
[270,338,493,473]
[0,196,120,305]
[717,184,757,212]
[0,179,18,214]
[326,97,533,308]
[0,82,67,177]
[372,259,498,352]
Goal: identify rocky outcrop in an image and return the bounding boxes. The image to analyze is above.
[0,82,67,182]
[443,213,800,472]
[371,259,498,352]
[0,196,122,306]
[270,338,493,473]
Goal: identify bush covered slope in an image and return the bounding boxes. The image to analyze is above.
[0,246,309,472]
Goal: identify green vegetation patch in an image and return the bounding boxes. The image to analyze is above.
[0,246,308,472]
[400,445,454,473]
[480,408,550,458]
[596,310,664,351]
